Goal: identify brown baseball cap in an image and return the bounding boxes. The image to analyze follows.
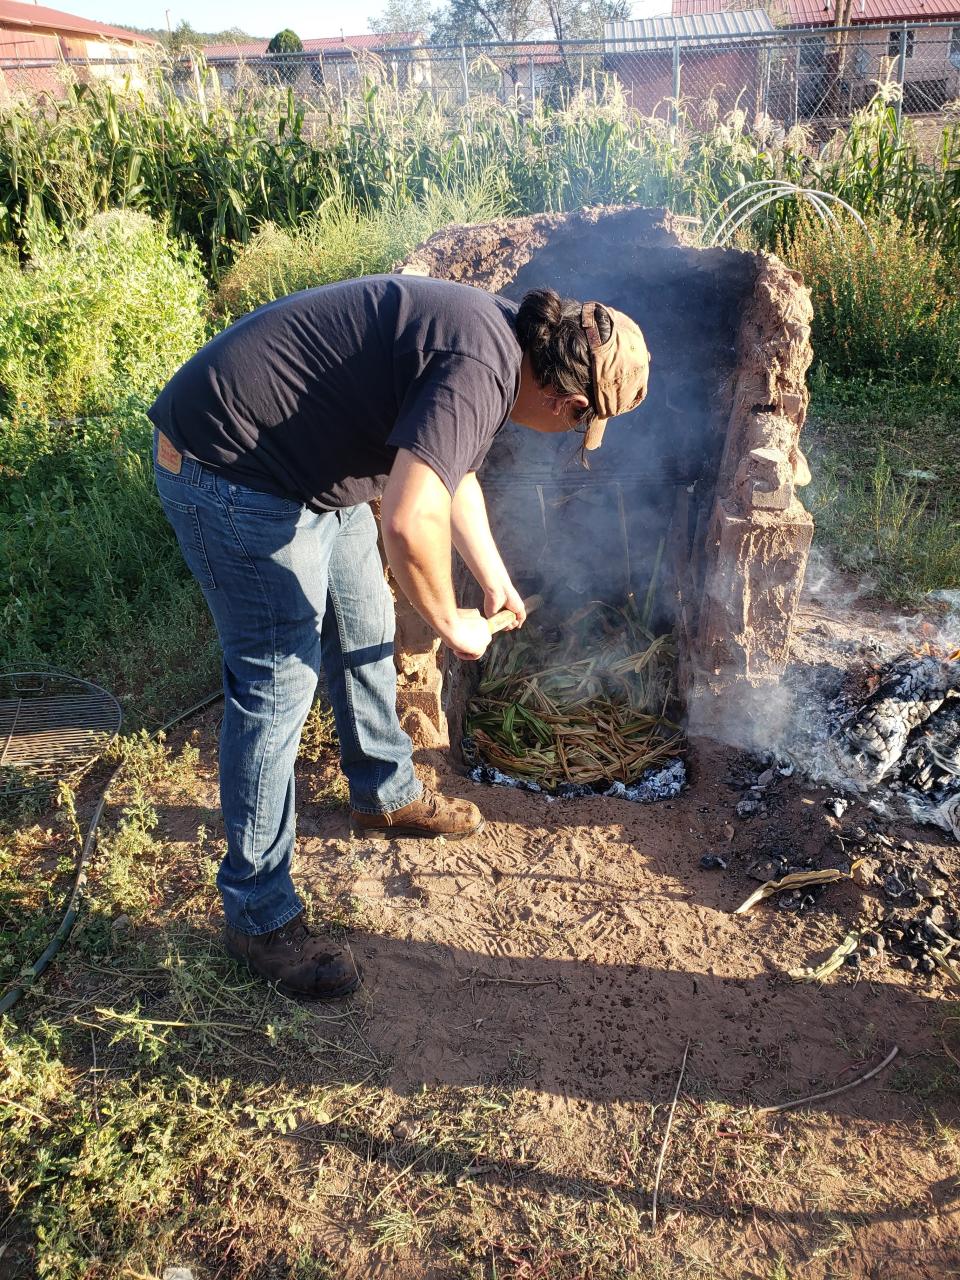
[579,301,650,451]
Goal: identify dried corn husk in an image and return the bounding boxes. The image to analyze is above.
[789,930,862,982]
[733,862,863,915]
[466,596,681,788]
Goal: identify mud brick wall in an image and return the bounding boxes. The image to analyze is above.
[391,205,814,748]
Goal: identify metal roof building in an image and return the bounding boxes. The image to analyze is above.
[670,0,960,24]
[605,9,776,51]
[0,0,157,57]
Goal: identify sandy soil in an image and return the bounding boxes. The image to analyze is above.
[150,585,960,1278]
[126,583,960,1280]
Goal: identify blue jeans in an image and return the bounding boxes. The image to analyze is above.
[153,438,421,935]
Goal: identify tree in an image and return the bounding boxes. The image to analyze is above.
[267,28,304,53]
[545,0,629,42]
[169,20,204,53]
[430,0,546,44]
[368,0,436,37]
[265,29,303,85]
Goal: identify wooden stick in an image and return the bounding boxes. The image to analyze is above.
[759,1045,899,1114]
[487,593,544,636]
[651,1036,690,1232]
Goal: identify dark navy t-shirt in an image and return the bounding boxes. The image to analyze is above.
[148,274,522,511]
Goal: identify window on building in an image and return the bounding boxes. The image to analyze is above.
[951,27,960,62]
[887,28,915,59]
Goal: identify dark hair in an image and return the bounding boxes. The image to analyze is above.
[516,287,613,429]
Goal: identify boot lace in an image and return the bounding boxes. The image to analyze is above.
[418,786,442,817]
[275,914,312,953]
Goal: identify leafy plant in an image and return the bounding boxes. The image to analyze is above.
[780,210,960,381]
[0,210,208,420]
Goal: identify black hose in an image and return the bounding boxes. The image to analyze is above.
[0,689,224,1017]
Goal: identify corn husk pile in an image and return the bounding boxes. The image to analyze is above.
[467,597,682,788]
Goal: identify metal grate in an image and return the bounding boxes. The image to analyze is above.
[0,672,122,795]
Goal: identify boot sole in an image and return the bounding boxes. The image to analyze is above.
[226,951,362,1001]
[350,817,485,841]
[275,969,362,1001]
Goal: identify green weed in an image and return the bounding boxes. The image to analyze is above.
[806,376,960,604]
[0,210,208,420]
[0,1022,331,1279]
[781,211,960,381]
[0,406,219,724]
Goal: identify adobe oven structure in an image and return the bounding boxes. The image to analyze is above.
[390,205,814,751]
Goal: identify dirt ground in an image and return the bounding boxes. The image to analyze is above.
[47,583,959,1279]
[247,584,957,1278]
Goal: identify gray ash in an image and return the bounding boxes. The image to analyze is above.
[899,699,960,795]
[839,656,960,786]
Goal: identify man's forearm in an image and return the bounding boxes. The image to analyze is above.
[450,473,508,590]
[382,511,460,639]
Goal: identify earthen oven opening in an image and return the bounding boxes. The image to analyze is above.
[391,206,815,783]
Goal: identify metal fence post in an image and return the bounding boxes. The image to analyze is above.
[671,38,681,130]
[895,20,908,130]
[529,53,535,106]
[461,43,469,103]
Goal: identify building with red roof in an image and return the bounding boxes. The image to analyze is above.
[0,0,156,60]
[0,0,156,96]
[664,0,960,115]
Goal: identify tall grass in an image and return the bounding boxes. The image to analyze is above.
[807,441,960,604]
[217,181,507,313]
[4,63,958,275]
[0,407,218,723]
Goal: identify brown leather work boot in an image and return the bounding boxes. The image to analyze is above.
[351,784,483,840]
[224,912,360,1000]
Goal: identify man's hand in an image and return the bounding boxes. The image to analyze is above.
[483,577,527,631]
[447,608,492,661]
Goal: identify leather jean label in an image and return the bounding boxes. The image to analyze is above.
[157,431,183,475]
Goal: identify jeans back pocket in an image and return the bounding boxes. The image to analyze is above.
[224,482,302,518]
[159,495,217,592]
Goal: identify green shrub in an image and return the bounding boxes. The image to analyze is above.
[0,211,209,420]
[0,408,218,724]
[216,183,508,314]
[782,212,960,381]
[267,28,302,53]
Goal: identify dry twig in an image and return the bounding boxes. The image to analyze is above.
[759,1045,899,1114]
[651,1036,691,1232]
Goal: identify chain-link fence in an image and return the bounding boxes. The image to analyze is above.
[3,21,960,130]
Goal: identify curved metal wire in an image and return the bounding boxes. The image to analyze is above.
[703,180,875,250]
[0,671,123,796]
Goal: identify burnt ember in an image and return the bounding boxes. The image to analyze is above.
[839,655,960,785]
[899,698,960,794]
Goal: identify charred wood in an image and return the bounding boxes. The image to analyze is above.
[841,656,960,784]
[900,696,960,795]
